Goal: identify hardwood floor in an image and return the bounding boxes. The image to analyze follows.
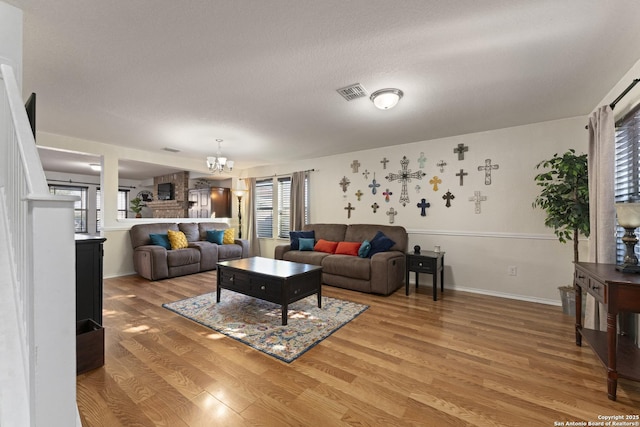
[77,271,640,426]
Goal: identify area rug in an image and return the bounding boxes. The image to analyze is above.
[162,292,368,363]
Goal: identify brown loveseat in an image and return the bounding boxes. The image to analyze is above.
[130,222,249,280]
[274,223,407,295]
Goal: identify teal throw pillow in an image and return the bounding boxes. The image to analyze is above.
[149,233,171,249]
[358,240,371,258]
[298,237,315,251]
[206,229,225,245]
[290,230,315,250]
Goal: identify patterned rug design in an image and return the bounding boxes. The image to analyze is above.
[162,292,368,363]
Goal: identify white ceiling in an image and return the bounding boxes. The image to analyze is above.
[8,0,640,179]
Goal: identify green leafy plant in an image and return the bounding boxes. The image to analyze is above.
[532,149,590,263]
[130,197,145,217]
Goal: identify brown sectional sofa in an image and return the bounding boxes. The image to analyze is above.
[274,223,407,295]
[130,222,249,280]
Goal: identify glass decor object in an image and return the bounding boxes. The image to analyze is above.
[615,202,640,273]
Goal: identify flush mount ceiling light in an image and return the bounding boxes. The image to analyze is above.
[89,163,101,172]
[370,88,404,110]
[206,139,234,174]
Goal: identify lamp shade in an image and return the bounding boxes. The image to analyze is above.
[616,202,640,228]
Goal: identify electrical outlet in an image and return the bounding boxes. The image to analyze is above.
[508,266,517,276]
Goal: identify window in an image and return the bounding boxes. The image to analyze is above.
[96,189,129,231]
[614,104,640,262]
[255,174,309,239]
[49,185,88,233]
[255,179,273,238]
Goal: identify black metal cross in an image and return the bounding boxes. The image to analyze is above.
[344,202,355,218]
[416,198,431,216]
[478,159,499,185]
[442,190,455,208]
[371,202,379,213]
[380,157,389,169]
[454,143,469,160]
[386,156,426,206]
[456,169,468,186]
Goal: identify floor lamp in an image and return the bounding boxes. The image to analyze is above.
[233,180,248,239]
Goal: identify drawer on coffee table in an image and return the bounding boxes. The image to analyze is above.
[219,269,250,292]
[250,277,280,298]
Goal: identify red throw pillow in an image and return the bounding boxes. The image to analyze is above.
[314,239,339,254]
[335,241,362,256]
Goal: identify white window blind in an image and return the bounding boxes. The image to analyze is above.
[97,189,129,231]
[278,177,291,238]
[49,184,88,233]
[614,104,640,262]
[255,179,273,238]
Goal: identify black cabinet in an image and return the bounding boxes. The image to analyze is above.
[75,235,106,324]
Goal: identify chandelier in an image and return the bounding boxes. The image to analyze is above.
[206,139,234,174]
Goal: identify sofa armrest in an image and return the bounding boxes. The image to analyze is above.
[370,251,406,295]
[234,239,250,258]
[274,244,291,260]
[133,245,169,280]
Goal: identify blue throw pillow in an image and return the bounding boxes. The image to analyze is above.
[206,229,225,245]
[368,231,395,257]
[298,237,315,251]
[358,240,371,258]
[149,233,171,250]
[290,230,315,250]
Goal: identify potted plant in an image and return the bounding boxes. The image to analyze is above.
[532,149,589,314]
[130,197,145,218]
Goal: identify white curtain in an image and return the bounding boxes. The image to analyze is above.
[245,177,261,257]
[586,105,616,330]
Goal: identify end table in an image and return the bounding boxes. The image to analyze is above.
[406,251,445,301]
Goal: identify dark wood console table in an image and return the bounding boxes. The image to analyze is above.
[573,262,640,400]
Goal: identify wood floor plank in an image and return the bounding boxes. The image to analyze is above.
[77,271,640,426]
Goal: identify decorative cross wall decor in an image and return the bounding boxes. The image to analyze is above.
[344,202,355,218]
[368,173,380,194]
[468,191,487,214]
[350,160,361,173]
[429,176,442,191]
[383,188,393,203]
[355,190,363,201]
[339,176,350,192]
[416,198,431,216]
[371,202,379,213]
[418,152,427,168]
[385,156,426,206]
[415,184,421,193]
[454,143,469,160]
[386,207,397,224]
[437,160,447,173]
[442,190,455,208]
[477,159,499,185]
[456,169,468,186]
[380,157,389,169]
[362,169,370,180]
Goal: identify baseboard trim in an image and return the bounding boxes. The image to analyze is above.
[406,228,573,241]
[446,284,561,306]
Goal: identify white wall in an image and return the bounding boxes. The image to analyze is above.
[247,116,588,305]
[0,1,22,87]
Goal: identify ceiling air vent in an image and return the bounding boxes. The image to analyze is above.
[163,147,180,153]
[336,83,367,101]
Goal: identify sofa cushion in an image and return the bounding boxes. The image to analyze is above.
[368,231,396,257]
[198,222,230,240]
[315,239,338,254]
[149,233,171,249]
[302,224,347,243]
[344,224,407,253]
[217,243,243,260]
[206,229,225,245]
[178,223,200,242]
[223,228,235,244]
[322,255,371,280]
[282,250,329,265]
[290,230,315,250]
[166,247,200,267]
[298,237,315,251]
[358,240,371,258]
[130,223,179,249]
[335,241,361,256]
[167,230,189,249]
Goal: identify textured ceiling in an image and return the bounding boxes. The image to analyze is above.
[8,0,640,178]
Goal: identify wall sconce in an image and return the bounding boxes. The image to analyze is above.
[370,88,403,110]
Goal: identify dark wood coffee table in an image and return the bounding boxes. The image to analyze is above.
[216,257,323,325]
